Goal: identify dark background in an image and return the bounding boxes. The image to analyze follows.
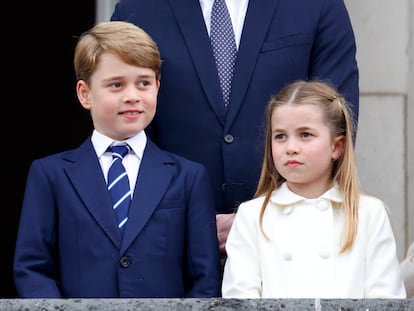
[2,1,95,297]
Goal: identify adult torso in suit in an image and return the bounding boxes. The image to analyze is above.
[111,0,359,213]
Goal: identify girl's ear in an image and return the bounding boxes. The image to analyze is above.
[76,80,92,110]
[332,135,345,161]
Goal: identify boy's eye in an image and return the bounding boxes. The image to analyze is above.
[138,80,151,87]
[110,82,122,88]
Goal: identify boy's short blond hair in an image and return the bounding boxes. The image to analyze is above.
[74,21,161,83]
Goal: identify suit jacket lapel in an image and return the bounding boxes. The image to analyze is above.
[169,0,227,125]
[65,139,122,248]
[120,140,174,254]
[225,0,280,130]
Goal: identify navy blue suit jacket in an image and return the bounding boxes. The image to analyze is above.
[14,138,221,298]
[111,0,359,213]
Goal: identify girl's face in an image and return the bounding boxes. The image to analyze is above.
[271,103,344,198]
[76,52,160,141]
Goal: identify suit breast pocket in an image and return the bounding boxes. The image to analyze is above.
[256,33,314,80]
[261,33,313,53]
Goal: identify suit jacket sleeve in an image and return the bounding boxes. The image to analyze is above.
[14,160,62,298]
[310,0,359,127]
[184,163,221,297]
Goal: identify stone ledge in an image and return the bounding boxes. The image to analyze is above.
[0,298,413,311]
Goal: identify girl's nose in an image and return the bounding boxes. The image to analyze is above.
[286,138,300,154]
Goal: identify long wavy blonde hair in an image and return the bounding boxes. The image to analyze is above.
[256,80,359,253]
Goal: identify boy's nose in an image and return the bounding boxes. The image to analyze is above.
[123,87,141,103]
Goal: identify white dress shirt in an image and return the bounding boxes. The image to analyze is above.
[222,182,407,298]
[199,0,248,49]
[91,129,146,196]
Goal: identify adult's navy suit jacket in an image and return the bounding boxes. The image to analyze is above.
[111,0,359,213]
[14,138,221,298]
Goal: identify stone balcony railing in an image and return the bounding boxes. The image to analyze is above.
[0,298,413,311]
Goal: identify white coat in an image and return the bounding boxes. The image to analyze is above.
[222,182,407,298]
[401,241,414,298]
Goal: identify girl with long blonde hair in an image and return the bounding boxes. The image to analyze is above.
[222,80,406,298]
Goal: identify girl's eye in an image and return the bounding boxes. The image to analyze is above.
[274,134,286,140]
[301,132,312,138]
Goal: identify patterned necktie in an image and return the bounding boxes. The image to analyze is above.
[107,144,131,235]
[210,0,238,107]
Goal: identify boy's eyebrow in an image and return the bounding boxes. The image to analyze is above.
[137,74,156,79]
[103,76,123,81]
[102,73,156,81]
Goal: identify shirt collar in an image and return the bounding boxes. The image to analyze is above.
[91,129,147,160]
[270,182,343,206]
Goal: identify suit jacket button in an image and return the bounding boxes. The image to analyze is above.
[120,256,131,268]
[224,134,234,144]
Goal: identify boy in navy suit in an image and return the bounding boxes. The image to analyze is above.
[13,21,221,298]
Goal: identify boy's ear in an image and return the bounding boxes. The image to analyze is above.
[332,135,345,161]
[76,80,92,110]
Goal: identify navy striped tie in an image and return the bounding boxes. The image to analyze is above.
[107,144,131,235]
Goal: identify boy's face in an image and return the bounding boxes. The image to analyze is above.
[76,52,160,141]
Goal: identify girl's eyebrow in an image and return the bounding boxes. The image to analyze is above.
[273,126,313,132]
[296,126,313,131]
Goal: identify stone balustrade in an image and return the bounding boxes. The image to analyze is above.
[0,298,413,311]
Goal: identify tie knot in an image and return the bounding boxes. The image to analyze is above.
[109,144,130,159]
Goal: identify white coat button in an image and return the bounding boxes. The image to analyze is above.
[283,252,293,261]
[318,249,331,259]
[283,206,293,215]
[317,201,329,211]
